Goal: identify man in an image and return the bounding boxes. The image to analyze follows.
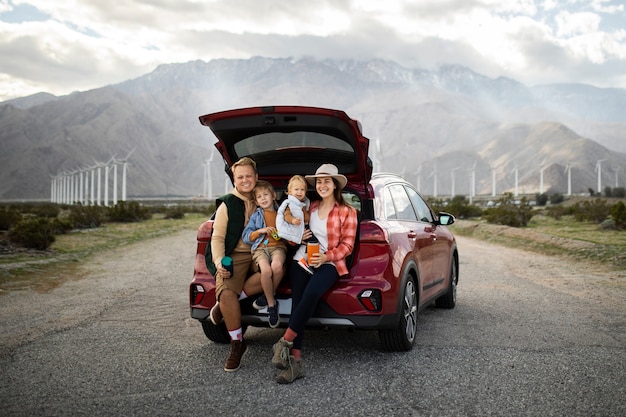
[205,157,263,371]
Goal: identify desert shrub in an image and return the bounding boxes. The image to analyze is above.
[483,193,533,227]
[29,204,61,218]
[164,206,185,219]
[0,206,22,230]
[572,199,610,223]
[69,204,106,229]
[107,201,151,222]
[429,196,482,219]
[600,218,616,230]
[549,193,564,204]
[8,217,56,250]
[535,193,549,206]
[545,204,574,220]
[609,201,626,229]
[52,217,75,234]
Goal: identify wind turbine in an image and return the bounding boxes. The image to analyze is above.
[564,163,574,196]
[469,161,477,204]
[50,175,57,203]
[112,160,119,205]
[428,162,438,197]
[416,165,423,191]
[491,165,497,197]
[67,169,77,204]
[374,137,383,172]
[613,166,621,188]
[89,165,96,205]
[92,159,106,206]
[79,166,91,205]
[103,159,112,206]
[450,167,460,197]
[118,148,135,202]
[539,158,547,194]
[205,147,215,199]
[512,164,519,197]
[596,159,607,193]
[203,160,209,198]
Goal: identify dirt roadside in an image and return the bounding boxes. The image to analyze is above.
[452,220,625,311]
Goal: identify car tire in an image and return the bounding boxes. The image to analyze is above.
[436,256,458,309]
[201,321,230,344]
[379,276,418,351]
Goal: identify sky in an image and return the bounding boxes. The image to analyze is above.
[0,0,625,101]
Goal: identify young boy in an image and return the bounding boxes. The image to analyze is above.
[242,180,287,328]
[276,175,316,274]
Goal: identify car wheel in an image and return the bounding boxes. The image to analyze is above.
[379,277,418,351]
[436,257,458,309]
[201,321,230,344]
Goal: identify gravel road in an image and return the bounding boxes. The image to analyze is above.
[0,228,624,417]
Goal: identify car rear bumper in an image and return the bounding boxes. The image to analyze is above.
[190,296,399,330]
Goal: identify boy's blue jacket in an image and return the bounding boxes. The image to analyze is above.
[242,204,279,252]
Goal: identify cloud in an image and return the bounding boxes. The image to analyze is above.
[555,11,601,36]
[0,0,625,101]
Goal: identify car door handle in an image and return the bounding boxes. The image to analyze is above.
[407,231,416,239]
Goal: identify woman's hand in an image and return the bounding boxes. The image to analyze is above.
[310,252,327,267]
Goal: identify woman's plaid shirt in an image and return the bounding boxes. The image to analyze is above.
[309,200,358,276]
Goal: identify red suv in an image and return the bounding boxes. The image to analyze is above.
[189,106,459,351]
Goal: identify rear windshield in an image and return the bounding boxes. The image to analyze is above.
[234,132,353,156]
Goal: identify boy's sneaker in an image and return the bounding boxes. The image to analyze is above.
[275,356,304,384]
[268,301,280,328]
[297,258,314,275]
[272,337,293,369]
[253,295,268,310]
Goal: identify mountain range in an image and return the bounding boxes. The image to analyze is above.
[1,57,625,201]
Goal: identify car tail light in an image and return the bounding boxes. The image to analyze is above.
[359,221,389,243]
[191,284,206,305]
[358,289,382,312]
[197,221,213,241]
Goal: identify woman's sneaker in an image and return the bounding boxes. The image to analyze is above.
[275,356,303,384]
[268,301,280,328]
[272,337,293,369]
[253,295,268,310]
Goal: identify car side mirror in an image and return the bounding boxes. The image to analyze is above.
[437,212,455,226]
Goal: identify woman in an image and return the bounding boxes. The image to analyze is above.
[205,156,263,372]
[271,163,358,384]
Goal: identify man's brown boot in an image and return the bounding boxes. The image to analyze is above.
[224,339,248,372]
[209,301,222,325]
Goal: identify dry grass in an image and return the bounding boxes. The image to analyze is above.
[0,213,206,293]
[451,215,626,272]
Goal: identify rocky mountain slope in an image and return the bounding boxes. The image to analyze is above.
[1,57,625,200]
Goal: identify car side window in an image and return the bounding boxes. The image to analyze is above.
[383,187,397,219]
[406,186,433,223]
[388,185,418,221]
[342,191,361,212]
